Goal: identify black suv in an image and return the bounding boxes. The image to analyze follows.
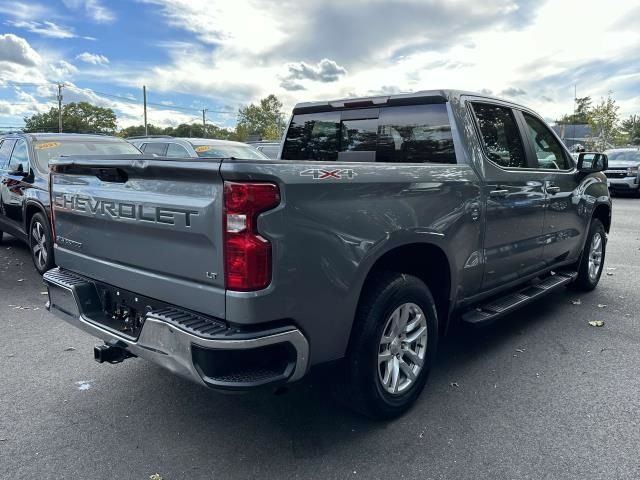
[0,133,140,273]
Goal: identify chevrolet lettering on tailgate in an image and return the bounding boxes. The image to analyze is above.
[53,193,199,227]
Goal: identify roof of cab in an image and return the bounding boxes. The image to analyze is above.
[291,89,525,114]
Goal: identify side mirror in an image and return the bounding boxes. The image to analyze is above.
[577,152,608,172]
[9,164,28,177]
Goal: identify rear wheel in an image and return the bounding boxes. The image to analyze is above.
[342,273,438,419]
[29,213,54,274]
[572,218,606,291]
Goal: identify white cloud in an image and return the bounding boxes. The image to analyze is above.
[7,20,76,39]
[140,0,285,54]
[3,0,640,130]
[76,52,109,65]
[62,0,115,23]
[0,1,51,21]
[284,59,347,82]
[48,60,78,79]
[0,33,42,67]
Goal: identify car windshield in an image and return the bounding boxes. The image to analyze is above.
[606,150,640,162]
[192,143,269,160]
[34,140,140,172]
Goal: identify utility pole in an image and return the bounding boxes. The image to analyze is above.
[143,85,148,136]
[202,108,207,137]
[573,84,577,147]
[57,83,64,133]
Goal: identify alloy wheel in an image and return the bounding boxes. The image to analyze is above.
[588,232,603,281]
[31,221,48,271]
[378,302,428,395]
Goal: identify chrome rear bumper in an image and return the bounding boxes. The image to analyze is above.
[44,268,309,390]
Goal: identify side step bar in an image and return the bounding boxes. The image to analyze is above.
[461,271,577,325]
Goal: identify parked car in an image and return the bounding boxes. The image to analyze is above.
[603,147,640,196]
[0,133,141,273]
[128,136,270,160]
[246,141,281,159]
[44,90,611,418]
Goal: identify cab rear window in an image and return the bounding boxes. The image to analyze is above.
[281,103,456,164]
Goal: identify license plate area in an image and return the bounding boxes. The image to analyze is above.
[92,283,166,340]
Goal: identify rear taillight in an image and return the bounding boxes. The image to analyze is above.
[224,181,280,291]
[48,171,56,241]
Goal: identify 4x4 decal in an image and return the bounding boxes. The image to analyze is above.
[300,168,357,180]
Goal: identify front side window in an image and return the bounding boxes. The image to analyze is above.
[0,139,15,169]
[166,143,190,158]
[8,139,29,173]
[522,113,572,170]
[281,104,456,163]
[472,103,527,169]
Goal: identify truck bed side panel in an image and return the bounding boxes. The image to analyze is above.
[221,160,483,364]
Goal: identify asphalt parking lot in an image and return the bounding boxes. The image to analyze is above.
[1,197,639,480]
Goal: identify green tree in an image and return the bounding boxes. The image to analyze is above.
[205,124,237,140]
[117,124,165,138]
[24,102,117,134]
[557,96,592,124]
[118,123,237,140]
[236,94,285,141]
[165,123,204,138]
[588,92,619,151]
[620,115,640,145]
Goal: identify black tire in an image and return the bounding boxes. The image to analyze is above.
[29,212,54,275]
[342,272,438,419]
[572,218,606,291]
[0,229,3,243]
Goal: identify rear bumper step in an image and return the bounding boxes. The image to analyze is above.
[461,271,577,325]
[44,268,309,390]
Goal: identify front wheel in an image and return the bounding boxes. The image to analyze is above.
[572,218,606,291]
[29,212,54,275]
[342,273,438,419]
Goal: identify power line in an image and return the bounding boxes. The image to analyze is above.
[64,84,235,114]
[0,81,54,87]
[1,80,238,129]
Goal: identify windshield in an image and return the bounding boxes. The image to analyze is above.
[606,150,640,162]
[34,140,140,172]
[192,144,269,160]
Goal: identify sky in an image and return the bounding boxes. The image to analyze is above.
[0,0,639,131]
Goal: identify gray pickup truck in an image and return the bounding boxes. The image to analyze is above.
[44,90,611,418]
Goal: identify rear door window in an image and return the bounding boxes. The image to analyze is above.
[281,103,456,163]
[142,142,168,156]
[166,143,190,158]
[472,103,527,168]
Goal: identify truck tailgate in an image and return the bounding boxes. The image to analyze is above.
[50,157,226,319]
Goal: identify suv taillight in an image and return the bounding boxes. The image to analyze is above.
[48,170,56,241]
[224,181,280,291]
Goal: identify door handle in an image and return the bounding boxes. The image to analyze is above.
[546,183,561,194]
[489,189,509,198]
